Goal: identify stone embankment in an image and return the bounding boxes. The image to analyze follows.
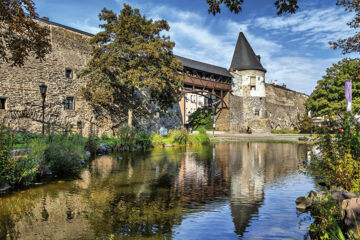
[296,190,360,237]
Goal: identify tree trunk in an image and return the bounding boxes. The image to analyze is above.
[128,87,135,128]
[128,108,133,128]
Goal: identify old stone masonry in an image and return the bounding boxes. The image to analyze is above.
[0,18,307,135]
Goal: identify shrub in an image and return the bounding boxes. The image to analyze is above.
[135,131,151,149]
[309,196,346,240]
[297,113,314,133]
[44,134,85,176]
[312,113,360,192]
[0,126,41,186]
[151,134,164,147]
[85,134,98,155]
[0,125,16,185]
[116,126,137,147]
[168,129,188,144]
[189,129,210,145]
[188,107,212,130]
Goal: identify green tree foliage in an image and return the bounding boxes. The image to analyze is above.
[329,0,360,54]
[188,107,212,130]
[0,0,51,66]
[306,58,360,117]
[80,4,183,126]
[206,0,299,15]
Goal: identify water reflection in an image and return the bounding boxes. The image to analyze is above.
[0,143,313,240]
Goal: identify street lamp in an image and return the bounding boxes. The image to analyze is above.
[39,83,47,136]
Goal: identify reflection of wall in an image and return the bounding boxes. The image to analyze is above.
[176,148,231,202]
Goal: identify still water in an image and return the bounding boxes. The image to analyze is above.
[0,142,315,240]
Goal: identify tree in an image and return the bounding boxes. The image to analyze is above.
[0,0,51,66]
[306,58,360,117]
[329,0,360,54]
[206,0,299,15]
[80,4,183,127]
[188,106,212,130]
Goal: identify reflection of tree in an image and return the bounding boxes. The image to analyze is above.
[83,151,184,239]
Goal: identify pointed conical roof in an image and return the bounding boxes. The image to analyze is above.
[230,32,266,72]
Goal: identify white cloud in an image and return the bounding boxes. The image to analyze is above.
[254,7,355,47]
[86,1,350,94]
[265,56,341,94]
[71,19,101,34]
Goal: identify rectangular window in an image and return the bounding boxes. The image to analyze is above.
[0,98,6,109]
[250,76,256,91]
[250,76,256,85]
[191,95,196,103]
[65,68,73,79]
[65,97,74,110]
[254,109,260,116]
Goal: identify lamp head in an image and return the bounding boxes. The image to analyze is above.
[39,83,47,98]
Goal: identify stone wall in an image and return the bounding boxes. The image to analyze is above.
[0,21,182,136]
[265,84,307,130]
[230,95,270,133]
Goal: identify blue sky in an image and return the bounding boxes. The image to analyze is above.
[33,0,357,94]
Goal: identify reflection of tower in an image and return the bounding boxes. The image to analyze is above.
[225,142,308,237]
[228,142,265,236]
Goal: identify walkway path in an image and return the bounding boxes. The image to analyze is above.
[204,131,313,142]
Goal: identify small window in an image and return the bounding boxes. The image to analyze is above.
[254,109,260,116]
[250,76,256,90]
[0,98,6,109]
[65,97,74,110]
[65,68,73,79]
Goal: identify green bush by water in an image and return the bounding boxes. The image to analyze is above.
[308,113,360,239]
[0,125,16,185]
[311,113,360,193]
[44,134,86,176]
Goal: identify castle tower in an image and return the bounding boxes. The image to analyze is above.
[230,32,270,133]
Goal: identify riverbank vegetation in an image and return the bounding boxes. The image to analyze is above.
[306,113,360,239]
[0,125,87,188]
[0,125,210,190]
[100,127,210,149]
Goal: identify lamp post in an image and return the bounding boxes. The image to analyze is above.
[39,83,47,136]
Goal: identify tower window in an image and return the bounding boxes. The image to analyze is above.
[254,109,260,116]
[0,98,6,109]
[250,76,256,90]
[65,97,74,110]
[65,68,73,79]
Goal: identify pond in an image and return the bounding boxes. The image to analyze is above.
[0,142,315,240]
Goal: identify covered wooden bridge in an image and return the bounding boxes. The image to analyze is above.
[176,56,232,130]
